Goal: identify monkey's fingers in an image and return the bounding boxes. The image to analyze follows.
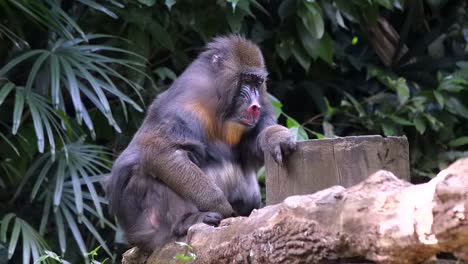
[211,197,236,218]
[280,139,297,157]
[202,212,223,226]
[273,145,283,165]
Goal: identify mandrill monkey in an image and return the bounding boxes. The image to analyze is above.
[105,35,296,252]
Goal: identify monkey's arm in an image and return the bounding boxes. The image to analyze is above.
[139,135,234,217]
[259,124,297,165]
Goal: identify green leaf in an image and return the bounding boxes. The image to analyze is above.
[446,97,468,119]
[137,0,156,6]
[298,2,324,39]
[0,50,43,77]
[275,41,292,62]
[278,0,295,20]
[78,167,105,225]
[0,23,29,49]
[394,0,404,9]
[332,9,346,29]
[165,0,176,9]
[34,255,50,263]
[227,0,240,10]
[31,160,54,200]
[70,166,84,217]
[291,44,311,71]
[8,218,21,259]
[148,19,174,51]
[61,206,87,257]
[27,94,46,153]
[413,114,426,134]
[55,209,67,254]
[286,117,308,141]
[389,115,413,126]
[226,7,245,33]
[438,75,468,92]
[154,67,177,81]
[49,54,61,108]
[14,153,52,200]
[1,213,15,242]
[12,87,25,134]
[375,0,393,9]
[381,122,396,136]
[21,223,31,264]
[87,245,101,257]
[317,34,333,64]
[387,77,409,105]
[237,0,254,17]
[60,58,83,123]
[286,117,300,128]
[43,250,61,261]
[423,113,443,131]
[344,92,366,117]
[81,217,111,256]
[433,90,444,108]
[268,94,283,118]
[448,137,468,147]
[39,194,52,235]
[298,22,334,64]
[0,82,15,105]
[175,241,194,250]
[456,61,468,68]
[309,130,325,139]
[322,121,335,138]
[25,51,50,91]
[54,160,66,207]
[250,0,269,16]
[47,2,87,40]
[0,131,19,155]
[76,0,118,19]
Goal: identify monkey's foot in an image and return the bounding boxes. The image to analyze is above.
[173,212,223,236]
[202,212,222,226]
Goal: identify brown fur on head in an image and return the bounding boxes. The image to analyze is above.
[206,35,266,69]
[183,35,268,145]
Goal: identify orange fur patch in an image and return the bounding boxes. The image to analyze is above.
[221,121,246,146]
[185,102,246,145]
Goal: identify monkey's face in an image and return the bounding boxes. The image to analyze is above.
[229,71,266,127]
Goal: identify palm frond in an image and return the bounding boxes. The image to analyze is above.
[5,86,66,154]
[0,23,29,49]
[3,0,84,40]
[0,214,51,264]
[11,140,114,261]
[76,0,119,19]
[0,34,147,137]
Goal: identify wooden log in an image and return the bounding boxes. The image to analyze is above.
[122,158,468,264]
[265,135,410,205]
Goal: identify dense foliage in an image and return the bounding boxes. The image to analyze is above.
[0,0,467,263]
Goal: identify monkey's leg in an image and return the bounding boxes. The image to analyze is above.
[173,211,223,236]
[125,212,172,252]
[139,139,235,217]
[122,179,207,251]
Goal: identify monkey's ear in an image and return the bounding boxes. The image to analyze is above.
[211,54,222,65]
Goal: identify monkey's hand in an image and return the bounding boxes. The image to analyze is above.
[260,124,297,165]
[199,187,236,218]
